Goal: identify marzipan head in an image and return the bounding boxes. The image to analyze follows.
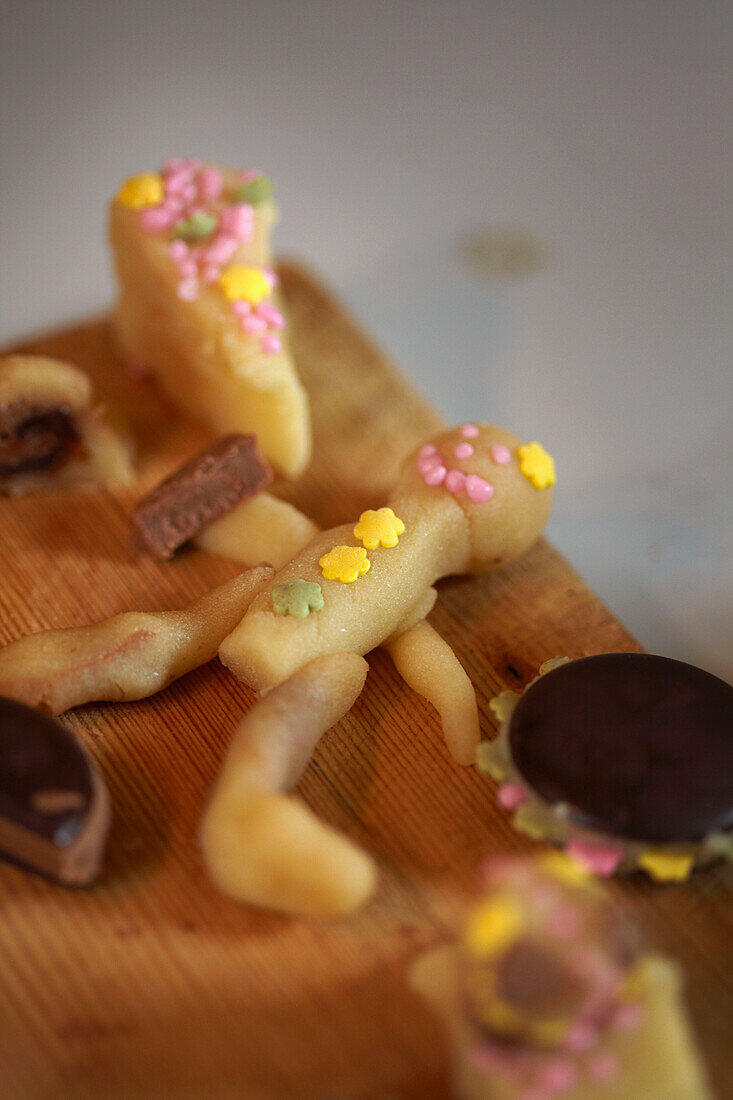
[393,423,555,573]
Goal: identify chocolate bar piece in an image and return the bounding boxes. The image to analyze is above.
[0,697,110,885]
[134,434,272,558]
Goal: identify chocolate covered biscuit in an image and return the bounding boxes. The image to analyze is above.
[0,401,81,478]
[411,855,713,1100]
[0,698,110,885]
[0,355,134,495]
[134,433,272,558]
[479,654,733,881]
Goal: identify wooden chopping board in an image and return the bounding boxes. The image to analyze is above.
[0,263,731,1100]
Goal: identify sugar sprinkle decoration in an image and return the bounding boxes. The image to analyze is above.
[491,443,511,465]
[566,839,623,877]
[233,175,273,204]
[417,433,496,502]
[466,473,494,503]
[272,579,324,618]
[497,783,528,810]
[444,469,467,495]
[353,507,405,550]
[116,172,164,210]
[424,464,447,486]
[637,850,694,882]
[517,441,556,489]
[121,158,283,355]
[319,545,371,584]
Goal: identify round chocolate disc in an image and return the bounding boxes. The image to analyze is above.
[508,653,733,843]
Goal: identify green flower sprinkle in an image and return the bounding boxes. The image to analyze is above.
[272,578,324,619]
[174,212,219,242]
[232,176,273,205]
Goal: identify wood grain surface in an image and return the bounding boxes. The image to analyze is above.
[0,264,731,1099]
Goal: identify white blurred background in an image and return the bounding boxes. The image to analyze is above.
[1,1,731,678]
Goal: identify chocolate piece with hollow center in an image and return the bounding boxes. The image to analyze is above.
[0,401,81,478]
[134,433,272,558]
[508,653,733,843]
[0,697,110,885]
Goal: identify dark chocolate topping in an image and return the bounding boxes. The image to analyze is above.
[508,653,733,843]
[134,433,272,558]
[0,404,80,477]
[495,940,585,1017]
[0,697,92,845]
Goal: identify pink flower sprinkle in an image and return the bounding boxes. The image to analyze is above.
[261,334,282,355]
[454,442,474,460]
[197,166,222,201]
[161,195,185,216]
[219,202,254,242]
[263,266,279,288]
[177,257,198,278]
[567,840,623,877]
[168,239,188,262]
[181,182,197,204]
[424,464,447,486]
[177,278,198,301]
[445,469,467,495]
[232,299,253,318]
[139,205,178,233]
[417,454,441,476]
[255,301,285,329]
[465,474,494,503]
[419,443,438,458]
[588,1052,617,1083]
[460,423,480,439]
[204,235,238,265]
[538,1058,576,1092]
[165,169,195,195]
[202,264,220,283]
[241,314,267,336]
[497,783,527,809]
[491,443,512,465]
[566,1021,598,1052]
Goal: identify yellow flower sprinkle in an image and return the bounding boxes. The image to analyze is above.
[319,545,371,584]
[219,265,270,305]
[489,690,521,723]
[539,656,571,676]
[517,441,556,490]
[353,507,405,550]
[478,998,526,1036]
[115,172,164,210]
[464,896,524,957]
[538,850,592,887]
[638,850,694,882]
